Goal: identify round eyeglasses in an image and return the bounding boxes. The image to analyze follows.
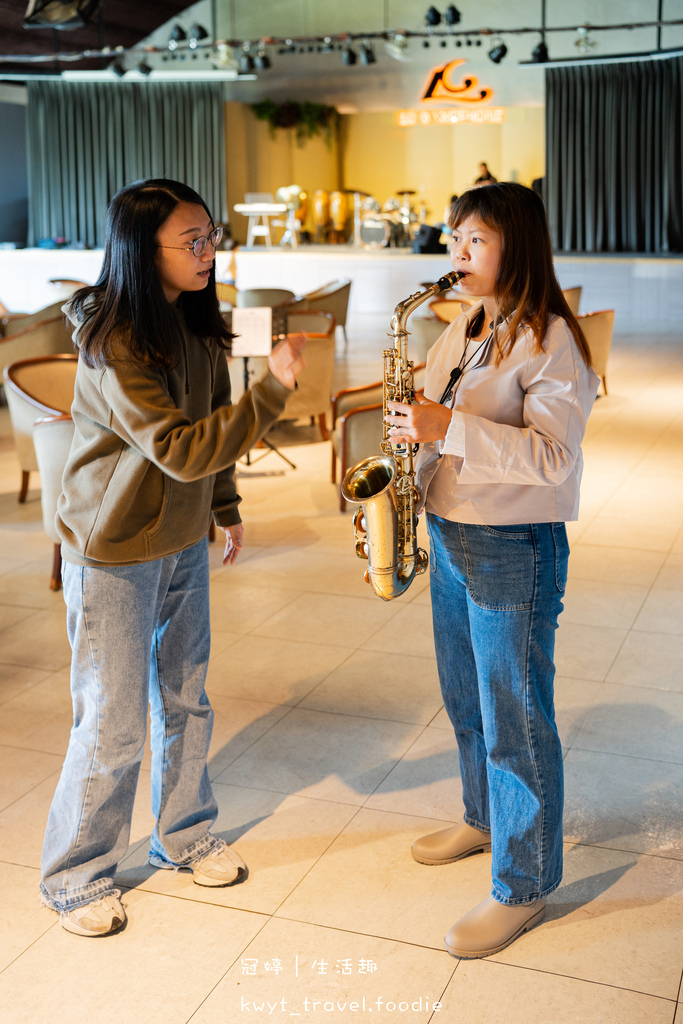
[159,225,223,258]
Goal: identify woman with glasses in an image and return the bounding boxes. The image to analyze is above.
[40,179,305,937]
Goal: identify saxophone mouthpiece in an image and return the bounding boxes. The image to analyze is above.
[435,270,464,292]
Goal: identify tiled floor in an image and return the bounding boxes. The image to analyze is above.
[1,314,682,1024]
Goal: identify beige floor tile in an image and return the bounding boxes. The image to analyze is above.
[250,591,399,650]
[205,693,292,779]
[654,552,683,590]
[118,785,359,915]
[577,516,679,552]
[277,807,492,947]
[0,744,64,811]
[567,544,666,587]
[360,601,437,659]
[428,706,451,729]
[606,630,683,691]
[207,627,241,658]
[561,578,648,629]
[491,844,683,999]
[0,864,57,972]
[553,676,609,747]
[634,588,683,634]
[218,543,380,598]
[364,725,464,821]
[0,668,72,756]
[190,917,456,1024]
[215,708,423,805]
[209,576,302,634]
[0,607,71,670]
[563,748,683,858]
[554,620,627,681]
[0,773,62,868]
[299,648,441,724]
[0,662,51,706]
[206,634,352,704]
[0,559,63,611]
[571,681,683,762]
[0,888,267,1024]
[439,959,675,1024]
[0,603,36,634]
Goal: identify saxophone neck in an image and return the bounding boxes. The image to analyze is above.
[391,270,464,337]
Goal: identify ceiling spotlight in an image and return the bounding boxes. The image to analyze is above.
[239,45,255,73]
[109,58,126,78]
[531,36,549,62]
[384,32,412,62]
[488,39,507,63]
[254,45,271,70]
[574,26,597,54]
[341,44,357,66]
[360,43,376,65]
[136,59,152,76]
[425,5,441,27]
[213,42,239,70]
[23,0,100,30]
[168,24,186,51]
[444,5,461,26]
[188,23,208,49]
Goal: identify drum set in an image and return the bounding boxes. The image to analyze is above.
[235,186,425,249]
[312,188,424,249]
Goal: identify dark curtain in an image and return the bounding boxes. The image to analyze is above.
[26,81,226,248]
[546,56,683,253]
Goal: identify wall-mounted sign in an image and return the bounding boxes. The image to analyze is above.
[396,107,506,127]
[422,59,493,104]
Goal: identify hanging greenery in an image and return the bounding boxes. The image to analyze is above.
[250,100,339,147]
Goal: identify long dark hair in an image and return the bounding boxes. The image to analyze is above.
[71,178,231,370]
[450,182,591,366]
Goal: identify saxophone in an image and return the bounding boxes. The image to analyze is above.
[341,270,463,601]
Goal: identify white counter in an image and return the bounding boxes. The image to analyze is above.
[1,246,682,326]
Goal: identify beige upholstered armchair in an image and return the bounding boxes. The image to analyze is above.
[331,364,426,512]
[0,302,74,385]
[410,317,446,363]
[302,279,351,346]
[277,311,336,439]
[577,309,615,396]
[3,353,78,502]
[562,286,582,316]
[33,413,75,590]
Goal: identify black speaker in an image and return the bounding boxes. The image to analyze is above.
[412,224,448,254]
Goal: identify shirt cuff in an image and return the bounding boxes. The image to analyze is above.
[440,410,466,457]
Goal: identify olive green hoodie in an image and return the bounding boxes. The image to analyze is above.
[57,305,289,567]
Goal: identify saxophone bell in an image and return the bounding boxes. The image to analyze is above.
[342,270,463,601]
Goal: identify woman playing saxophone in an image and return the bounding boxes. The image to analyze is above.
[385,183,598,960]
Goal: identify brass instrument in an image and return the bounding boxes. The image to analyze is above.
[341,270,464,601]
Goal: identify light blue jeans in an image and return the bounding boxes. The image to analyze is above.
[426,514,568,906]
[40,538,219,913]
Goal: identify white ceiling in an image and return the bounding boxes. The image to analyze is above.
[140,0,683,110]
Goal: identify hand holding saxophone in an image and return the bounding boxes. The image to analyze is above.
[386,393,452,444]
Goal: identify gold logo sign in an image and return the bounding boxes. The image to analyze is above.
[422,59,493,104]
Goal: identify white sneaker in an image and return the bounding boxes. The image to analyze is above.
[149,839,247,887]
[58,894,126,937]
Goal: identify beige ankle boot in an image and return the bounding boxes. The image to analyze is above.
[444,895,547,959]
[411,820,491,865]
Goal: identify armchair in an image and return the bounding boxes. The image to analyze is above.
[3,353,78,501]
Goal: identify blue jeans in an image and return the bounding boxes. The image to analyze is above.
[426,514,568,906]
[40,538,219,913]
